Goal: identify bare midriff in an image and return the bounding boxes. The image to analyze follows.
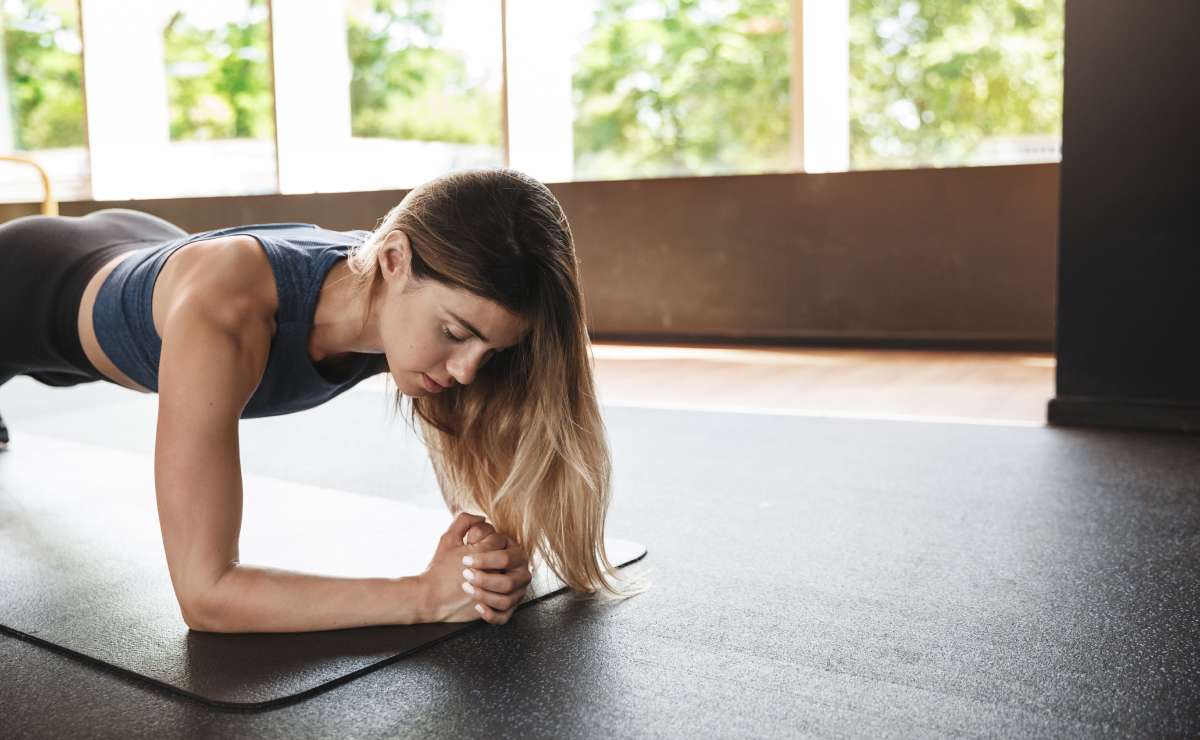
[77,250,154,393]
[76,236,356,395]
[76,236,281,394]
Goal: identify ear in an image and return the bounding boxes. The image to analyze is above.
[377,229,413,287]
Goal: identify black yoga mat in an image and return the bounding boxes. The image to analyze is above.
[0,432,646,708]
[6,385,1200,735]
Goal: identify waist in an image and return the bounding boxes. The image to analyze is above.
[56,243,158,380]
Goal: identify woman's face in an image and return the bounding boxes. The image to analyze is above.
[375,231,528,397]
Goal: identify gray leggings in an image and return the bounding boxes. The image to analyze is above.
[0,208,187,390]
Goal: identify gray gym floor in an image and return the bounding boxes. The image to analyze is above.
[2,376,1198,737]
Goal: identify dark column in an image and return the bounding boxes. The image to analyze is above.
[1048,1,1200,432]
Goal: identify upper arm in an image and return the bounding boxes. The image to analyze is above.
[154,289,272,628]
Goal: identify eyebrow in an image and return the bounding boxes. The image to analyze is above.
[447,309,490,344]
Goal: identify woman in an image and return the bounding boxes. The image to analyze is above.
[0,167,633,633]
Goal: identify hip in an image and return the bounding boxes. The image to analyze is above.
[0,209,187,386]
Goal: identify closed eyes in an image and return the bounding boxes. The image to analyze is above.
[443,325,506,362]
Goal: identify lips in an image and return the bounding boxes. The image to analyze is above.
[421,373,446,392]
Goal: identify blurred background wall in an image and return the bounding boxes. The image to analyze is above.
[0,0,1065,348]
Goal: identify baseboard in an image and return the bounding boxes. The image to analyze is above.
[1048,396,1200,434]
[591,332,1055,353]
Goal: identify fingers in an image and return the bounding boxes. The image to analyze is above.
[461,545,529,628]
[462,547,526,571]
[463,576,528,612]
[464,522,499,547]
[463,565,531,596]
[443,512,486,543]
[474,589,524,615]
[474,602,515,625]
[468,532,509,551]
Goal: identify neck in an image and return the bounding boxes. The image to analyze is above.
[309,259,382,362]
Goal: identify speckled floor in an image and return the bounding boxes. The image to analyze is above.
[2,376,1198,738]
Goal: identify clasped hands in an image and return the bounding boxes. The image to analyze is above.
[423,512,532,625]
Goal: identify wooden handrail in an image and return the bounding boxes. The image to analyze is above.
[0,154,58,215]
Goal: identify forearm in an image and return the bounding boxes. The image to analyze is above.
[187,563,433,634]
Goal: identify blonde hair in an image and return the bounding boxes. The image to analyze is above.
[345,168,644,597]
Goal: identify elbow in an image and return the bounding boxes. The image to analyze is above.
[178,573,233,633]
[180,592,223,633]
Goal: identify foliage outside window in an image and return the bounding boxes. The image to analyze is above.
[0,0,1065,202]
[347,0,501,148]
[163,0,274,142]
[2,0,84,150]
[572,0,792,180]
[849,0,1064,169]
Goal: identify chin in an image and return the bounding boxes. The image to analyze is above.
[388,370,421,396]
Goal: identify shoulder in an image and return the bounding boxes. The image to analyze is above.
[159,234,278,333]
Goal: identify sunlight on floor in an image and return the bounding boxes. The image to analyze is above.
[356,343,1056,426]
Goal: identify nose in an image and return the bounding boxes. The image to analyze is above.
[446,352,483,387]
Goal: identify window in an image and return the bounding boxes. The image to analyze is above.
[80,0,276,200]
[346,0,504,183]
[507,0,1062,179]
[848,0,1064,169]
[0,0,1065,205]
[0,0,88,202]
[162,0,275,194]
[273,0,504,195]
[509,0,793,182]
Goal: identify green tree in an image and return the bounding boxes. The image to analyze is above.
[347,0,500,146]
[849,0,1063,168]
[5,0,1064,173]
[572,0,1063,176]
[2,0,85,150]
[572,0,791,179]
[163,0,273,141]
